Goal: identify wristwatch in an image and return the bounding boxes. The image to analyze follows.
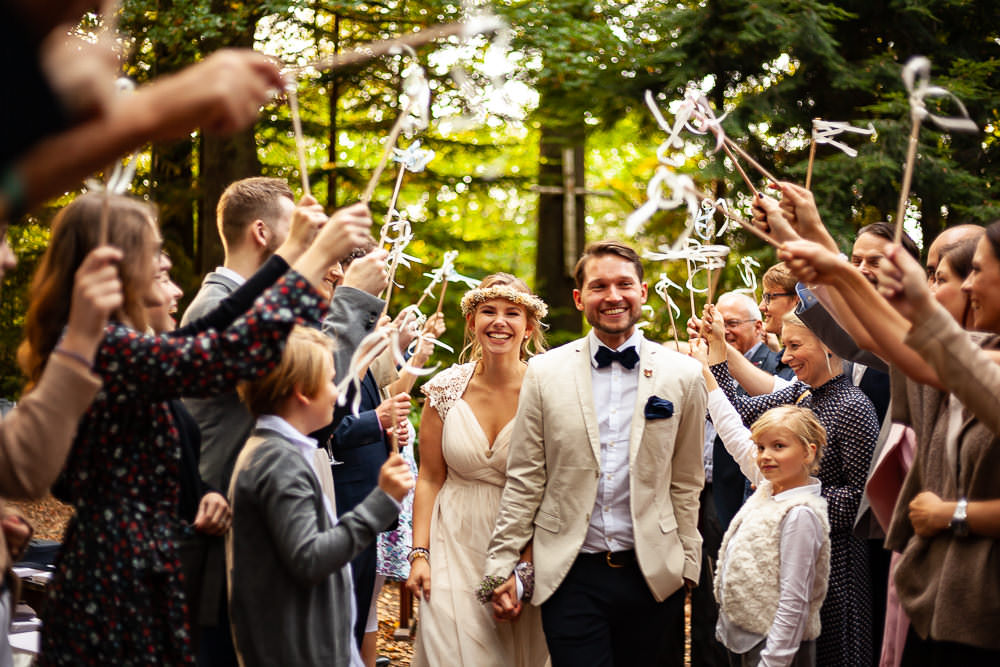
[950,497,969,537]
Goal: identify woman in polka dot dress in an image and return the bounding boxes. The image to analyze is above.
[703,308,878,666]
[18,193,369,665]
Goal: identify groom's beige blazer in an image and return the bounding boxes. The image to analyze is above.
[484,335,706,604]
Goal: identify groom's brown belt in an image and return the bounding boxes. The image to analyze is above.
[579,549,637,568]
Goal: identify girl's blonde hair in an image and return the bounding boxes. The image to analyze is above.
[750,405,826,473]
[459,273,547,362]
[238,326,335,418]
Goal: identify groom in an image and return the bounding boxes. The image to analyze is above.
[485,240,706,665]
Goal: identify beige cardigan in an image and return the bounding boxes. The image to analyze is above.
[886,304,1000,650]
[0,355,100,570]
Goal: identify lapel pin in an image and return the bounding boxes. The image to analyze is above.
[643,368,653,378]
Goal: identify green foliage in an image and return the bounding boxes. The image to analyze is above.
[0,222,51,399]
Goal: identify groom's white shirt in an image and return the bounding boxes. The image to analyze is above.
[582,328,642,553]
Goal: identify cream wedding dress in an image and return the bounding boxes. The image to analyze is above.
[412,363,549,667]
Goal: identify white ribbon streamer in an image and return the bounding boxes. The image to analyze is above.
[901,56,978,133]
[812,119,876,158]
[392,139,436,172]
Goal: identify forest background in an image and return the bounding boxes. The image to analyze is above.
[1,0,998,398]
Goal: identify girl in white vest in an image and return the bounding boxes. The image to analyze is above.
[694,342,832,667]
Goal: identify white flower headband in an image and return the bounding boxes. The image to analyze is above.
[460,285,548,320]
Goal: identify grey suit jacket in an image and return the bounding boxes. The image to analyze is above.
[181,271,246,490]
[227,429,399,667]
[182,273,383,490]
[485,336,706,603]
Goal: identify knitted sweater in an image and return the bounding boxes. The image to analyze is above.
[715,482,831,640]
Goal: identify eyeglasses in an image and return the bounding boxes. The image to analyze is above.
[761,291,796,304]
[723,318,757,329]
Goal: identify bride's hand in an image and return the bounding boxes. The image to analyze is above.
[406,556,431,601]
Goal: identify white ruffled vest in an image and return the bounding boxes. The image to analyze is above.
[714,482,831,640]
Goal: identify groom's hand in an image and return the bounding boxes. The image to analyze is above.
[491,575,522,622]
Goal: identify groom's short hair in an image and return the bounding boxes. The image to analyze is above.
[574,240,644,289]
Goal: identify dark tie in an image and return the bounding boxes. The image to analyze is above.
[594,345,639,370]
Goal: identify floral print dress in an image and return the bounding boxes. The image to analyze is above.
[39,271,326,666]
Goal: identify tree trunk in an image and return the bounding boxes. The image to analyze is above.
[535,121,586,339]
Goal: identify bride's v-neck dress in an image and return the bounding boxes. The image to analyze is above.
[413,363,549,667]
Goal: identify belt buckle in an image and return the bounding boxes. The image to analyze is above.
[605,552,624,568]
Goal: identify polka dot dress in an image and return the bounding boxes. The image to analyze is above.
[39,273,325,666]
[711,364,877,666]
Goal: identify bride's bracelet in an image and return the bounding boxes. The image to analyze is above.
[407,547,429,564]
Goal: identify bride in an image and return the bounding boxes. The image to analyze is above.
[407,273,550,667]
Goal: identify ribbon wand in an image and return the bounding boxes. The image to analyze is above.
[894,56,977,243]
[654,274,684,352]
[805,117,820,190]
[806,118,877,190]
[286,84,311,197]
[361,97,418,205]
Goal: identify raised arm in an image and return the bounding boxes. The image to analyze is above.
[879,244,1000,432]
[0,247,121,498]
[780,240,944,389]
[7,50,285,219]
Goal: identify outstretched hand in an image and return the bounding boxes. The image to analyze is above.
[874,244,936,323]
[60,246,124,364]
[293,202,372,287]
[275,195,327,263]
[778,239,850,286]
[343,247,389,296]
[378,453,415,502]
[775,182,839,252]
[752,193,801,245]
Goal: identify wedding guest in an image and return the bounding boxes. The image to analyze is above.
[19,191,368,665]
[703,305,877,666]
[229,325,412,667]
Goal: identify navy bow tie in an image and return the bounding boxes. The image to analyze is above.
[595,345,639,370]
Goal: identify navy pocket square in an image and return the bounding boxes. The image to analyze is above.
[644,396,674,420]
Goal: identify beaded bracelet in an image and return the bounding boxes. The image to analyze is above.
[52,346,94,371]
[407,547,429,564]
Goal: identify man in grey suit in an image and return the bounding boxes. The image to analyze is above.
[485,240,706,666]
[181,177,384,664]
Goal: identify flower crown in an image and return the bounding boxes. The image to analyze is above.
[460,285,548,320]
